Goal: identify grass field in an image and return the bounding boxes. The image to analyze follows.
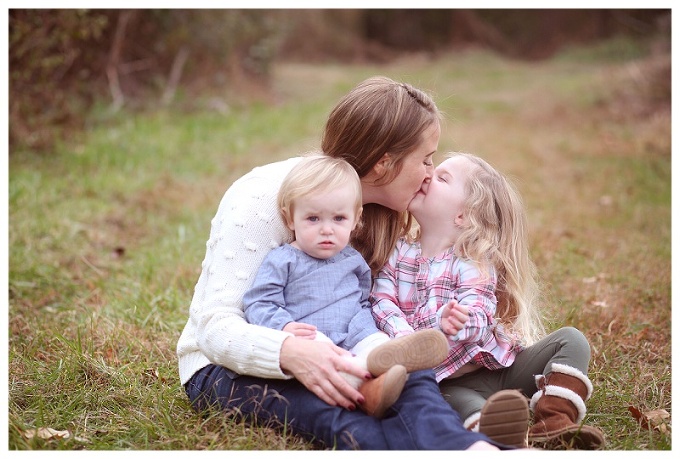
[7,36,671,450]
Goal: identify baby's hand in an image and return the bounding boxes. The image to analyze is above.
[283,322,317,339]
[440,300,470,335]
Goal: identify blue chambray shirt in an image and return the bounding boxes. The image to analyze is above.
[243,243,379,351]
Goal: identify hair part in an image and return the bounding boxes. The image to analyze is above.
[450,152,545,345]
[322,76,441,274]
[278,153,363,227]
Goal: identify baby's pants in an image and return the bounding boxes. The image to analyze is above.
[315,331,391,389]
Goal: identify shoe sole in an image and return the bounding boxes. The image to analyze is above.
[367,329,449,376]
[370,365,408,418]
[478,389,530,448]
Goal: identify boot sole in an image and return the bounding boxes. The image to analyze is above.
[529,425,605,450]
[366,365,408,418]
[366,329,449,376]
[478,389,530,448]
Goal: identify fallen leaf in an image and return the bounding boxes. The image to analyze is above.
[22,427,71,440]
[629,406,671,432]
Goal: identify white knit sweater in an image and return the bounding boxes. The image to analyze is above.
[177,157,302,385]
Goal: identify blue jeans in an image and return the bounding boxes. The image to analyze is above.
[185,366,499,450]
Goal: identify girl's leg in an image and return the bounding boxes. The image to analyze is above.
[439,327,591,406]
[440,377,529,448]
[185,365,499,450]
[501,326,592,396]
[439,327,591,448]
[439,383,488,425]
[445,327,602,449]
[511,327,604,449]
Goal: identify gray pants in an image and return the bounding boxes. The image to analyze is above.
[438,327,591,422]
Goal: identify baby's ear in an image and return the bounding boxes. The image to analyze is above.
[281,208,295,231]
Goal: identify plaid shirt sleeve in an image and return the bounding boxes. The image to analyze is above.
[370,242,416,338]
[446,260,497,344]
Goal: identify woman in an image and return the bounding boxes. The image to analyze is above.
[176,76,513,449]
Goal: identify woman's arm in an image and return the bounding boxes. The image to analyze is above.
[188,165,298,378]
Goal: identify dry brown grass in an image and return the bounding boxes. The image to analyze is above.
[8,36,670,450]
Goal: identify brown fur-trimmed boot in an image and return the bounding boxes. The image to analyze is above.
[358,364,408,418]
[528,363,605,449]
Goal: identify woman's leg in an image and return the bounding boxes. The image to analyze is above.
[185,363,388,449]
[185,365,499,450]
[370,369,502,450]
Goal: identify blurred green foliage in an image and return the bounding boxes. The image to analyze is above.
[9,9,669,152]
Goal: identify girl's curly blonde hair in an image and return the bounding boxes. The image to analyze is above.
[414,152,546,345]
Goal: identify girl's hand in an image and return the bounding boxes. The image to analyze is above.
[283,322,317,339]
[279,336,370,410]
[440,300,470,335]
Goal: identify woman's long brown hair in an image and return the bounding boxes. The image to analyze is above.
[322,76,441,274]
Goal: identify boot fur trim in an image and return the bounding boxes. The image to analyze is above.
[534,374,545,389]
[550,363,593,400]
[464,411,481,431]
[530,385,587,424]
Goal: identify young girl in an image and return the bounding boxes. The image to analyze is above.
[243,154,449,418]
[370,152,605,449]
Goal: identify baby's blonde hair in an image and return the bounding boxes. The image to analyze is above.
[278,153,363,227]
[449,152,545,345]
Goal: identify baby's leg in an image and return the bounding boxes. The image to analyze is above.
[352,332,391,359]
[314,331,367,389]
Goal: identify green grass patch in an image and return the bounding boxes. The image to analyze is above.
[9,37,671,450]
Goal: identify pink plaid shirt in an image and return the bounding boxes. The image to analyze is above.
[370,238,524,381]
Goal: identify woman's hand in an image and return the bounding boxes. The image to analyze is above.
[440,300,470,335]
[279,336,371,410]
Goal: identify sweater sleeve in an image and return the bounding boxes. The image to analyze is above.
[176,158,300,383]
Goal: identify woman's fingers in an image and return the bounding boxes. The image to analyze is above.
[280,337,363,410]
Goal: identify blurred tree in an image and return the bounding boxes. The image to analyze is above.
[9,9,111,150]
[9,9,288,152]
[8,9,670,153]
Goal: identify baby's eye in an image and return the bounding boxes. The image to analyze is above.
[333,215,347,222]
[307,216,319,222]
